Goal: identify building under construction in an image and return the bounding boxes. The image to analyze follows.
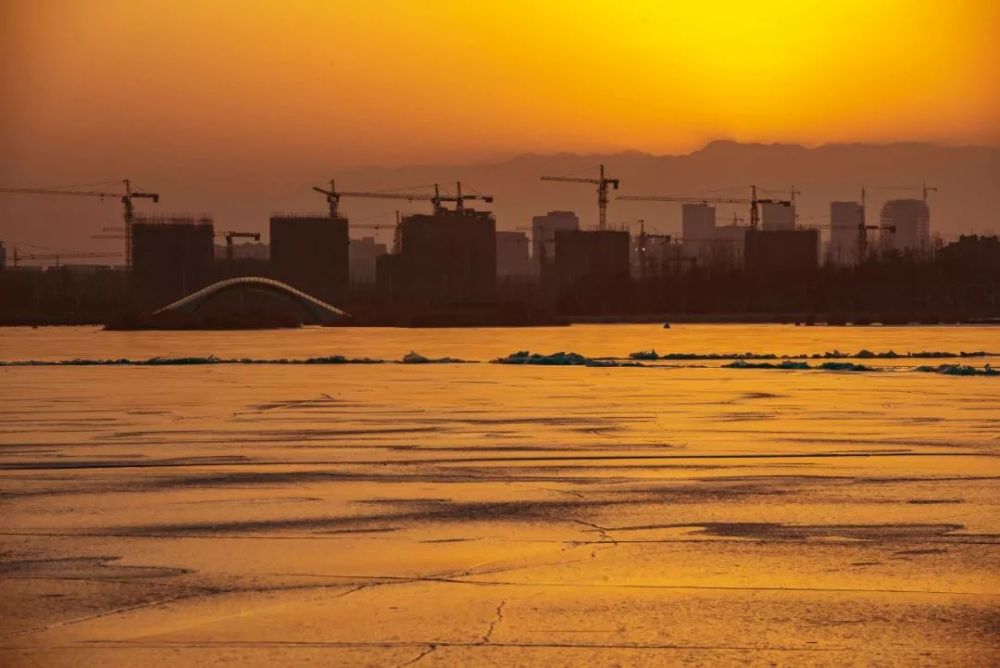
[552,228,630,309]
[532,211,579,278]
[131,215,215,307]
[349,236,387,286]
[381,208,497,305]
[496,231,532,279]
[269,214,349,303]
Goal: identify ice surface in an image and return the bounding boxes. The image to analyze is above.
[1,325,998,667]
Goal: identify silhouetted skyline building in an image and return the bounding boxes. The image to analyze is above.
[0,241,5,271]
[707,223,746,271]
[881,198,930,256]
[496,231,532,279]
[829,201,864,265]
[680,205,746,271]
[744,228,819,274]
[681,203,716,263]
[532,211,579,275]
[214,241,269,261]
[937,235,1000,275]
[391,209,496,304]
[269,214,349,302]
[131,216,215,306]
[554,229,630,290]
[761,201,796,231]
[375,253,403,300]
[633,233,685,279]
[349,236,387,285]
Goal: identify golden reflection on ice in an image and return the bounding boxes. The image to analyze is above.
[0,325,998,666]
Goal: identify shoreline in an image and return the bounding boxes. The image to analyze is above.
[2,314,998,329]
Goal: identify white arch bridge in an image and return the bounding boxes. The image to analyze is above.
[153,277,350,325]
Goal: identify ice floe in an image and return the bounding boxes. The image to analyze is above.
[493,351,642,367]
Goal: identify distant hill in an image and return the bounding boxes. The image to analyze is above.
[1,142,997,256]
[319,142,997,244]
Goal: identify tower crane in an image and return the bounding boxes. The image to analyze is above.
[92,227,261,262]
[540,164,619,231]
[854,185,922,260]
[618,186,790,230]
[760,186,802,205]
[0,179,159,269]
[13,248,121,268]
[312,180,493,219]
[803,209,896,264]
[221,231,261,262]
[873,182,938,204]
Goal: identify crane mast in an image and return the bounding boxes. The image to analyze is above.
[618,185,791,230]
[858,183,937,260]
[0,179,159,270]
[312,181,493,218]
[221,231,262,262]
[541,164,620,231]
[13,248,120,268]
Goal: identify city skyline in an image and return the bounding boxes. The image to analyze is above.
[1,139,998,258]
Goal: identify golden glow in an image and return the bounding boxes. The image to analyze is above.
[2,0,998,167]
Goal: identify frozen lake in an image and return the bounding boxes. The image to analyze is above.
[1,324,998,666]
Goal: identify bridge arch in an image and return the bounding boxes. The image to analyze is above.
[153,276,350,324]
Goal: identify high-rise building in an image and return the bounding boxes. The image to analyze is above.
[131,216,215,306]
[760,202,796,231]
[496,231,532,279]
[0,241,6,271]
[706,224,746,271]
[532,211,579,274]
[760,202,795,230]
[269,215,349,302]
[829,201,864,265]
[349,236,388,285]
[880,199,930,256]
[633,233,685,279]
[553,229,630,289]
[394,209,496,304]
[681,203,716,262]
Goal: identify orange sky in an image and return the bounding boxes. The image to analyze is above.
[2,0,999,176]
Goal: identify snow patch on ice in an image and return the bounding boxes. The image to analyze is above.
[914,364,998,376]
[722,360,811,370]
[0,355,386,366]
[493,351,642,367]
[723,360,878,371]
[401,351,470,364]
[631,349,997,361]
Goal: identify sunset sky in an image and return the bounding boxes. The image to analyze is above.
[2,0,998,172]
[1,1,998,251]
